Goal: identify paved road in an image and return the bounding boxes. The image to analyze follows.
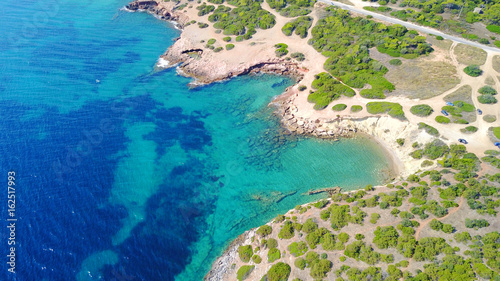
[318,0,500,53]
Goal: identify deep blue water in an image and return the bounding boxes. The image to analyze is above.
[0,0,392,280]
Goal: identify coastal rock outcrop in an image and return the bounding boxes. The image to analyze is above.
[126,0,189,25]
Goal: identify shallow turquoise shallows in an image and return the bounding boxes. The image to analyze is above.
[0,0,391,280]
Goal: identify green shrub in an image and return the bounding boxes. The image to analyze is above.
[487,24,500,34]
[237,265,254,281]
[268,248,281,262]
[267,238,278,249]
[421,160,433,167]
[478,94,498,104]
[310,259,332,279]
[214,47,223,52]
[460,126,478,134]
[397,138,405,146]
[294,258,306,270]
[435,116,450,124]
[252,255,262,264]
[332,104,347,111]
[278,221,294,239]
[436,35,444,40]
[274,43,288,48]
[465,218,490,229]
[257,225,272,237]
[235,36,244,42]
[223,36,231,42]
[389,59,402,66]
[207,38,216,45]
[463,65,482,77]
[479,85,497,95]
[266,262,291,281]
[298,85,307,91]
[226,44,235,50]
[198,22,209,28]
[238,245,253,262]
[483,115,497,123]
[410,104,434,117]
[479,38,490,44]
[288,242,308,257]
[493,127,500,139]
[308,73,355,109]
[290,52,305,61]
[351,105,363,112]
[275,48,288,57]
[418,122,439,136]
[366,102,405,120]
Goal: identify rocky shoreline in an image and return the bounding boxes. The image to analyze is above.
[127,0,304,85]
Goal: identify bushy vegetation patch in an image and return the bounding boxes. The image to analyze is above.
[460,126,478,134]
[238,245,253,262]
[226,43,235,50]
[266,262,291,281]
[207,1,275,38]
[418,122,439,136]
[479,85,497,95]
[478,94,498,104]
[410,104,433,117]
[389,59,402,66]
[464,65,482,77]
[267,0,316,17]
[308,73,355,109]
[435,116,450,124]
[237,265,254,281]
[309,7,432,103]
[351,105,363,112]
[282,16,313,38]
[332,104,347,111]
[366,102,405,120]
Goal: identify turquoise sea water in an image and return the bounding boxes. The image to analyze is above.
[0,0,392,280]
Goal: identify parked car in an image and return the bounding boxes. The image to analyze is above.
[441,110,449,116]
[446,102,454,106]
[495,142,500,147]
[459,139,468,144]
[477,109,483,115]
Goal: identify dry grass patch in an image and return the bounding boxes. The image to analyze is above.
[453,44,487,65]
[426,37,452,51]
[444,85,473,104]
[494,56,500,73]
[386,59,460,99]
[485,76,495,85]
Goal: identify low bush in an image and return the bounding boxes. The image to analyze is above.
[410,104,434,117]
[479,85,497,95]
[463,65,482,77]
[418,122,439,136]
[460,126,478,134]
[290,52,305,61]
[487,24,500,34]
[389,59,402,66]
[225,44,235,50]
[223,36,231,42]
[214,47,223,52]
[238,245,253,262]
[332,104,347,111]
[435,116,450,124]
[351,105,363,112]
[237,265,254,281]
[366,102,405,120]
[268,248,281,262]
[298,85,307,91]
[266,262,291,281]
[478,94,498,104]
